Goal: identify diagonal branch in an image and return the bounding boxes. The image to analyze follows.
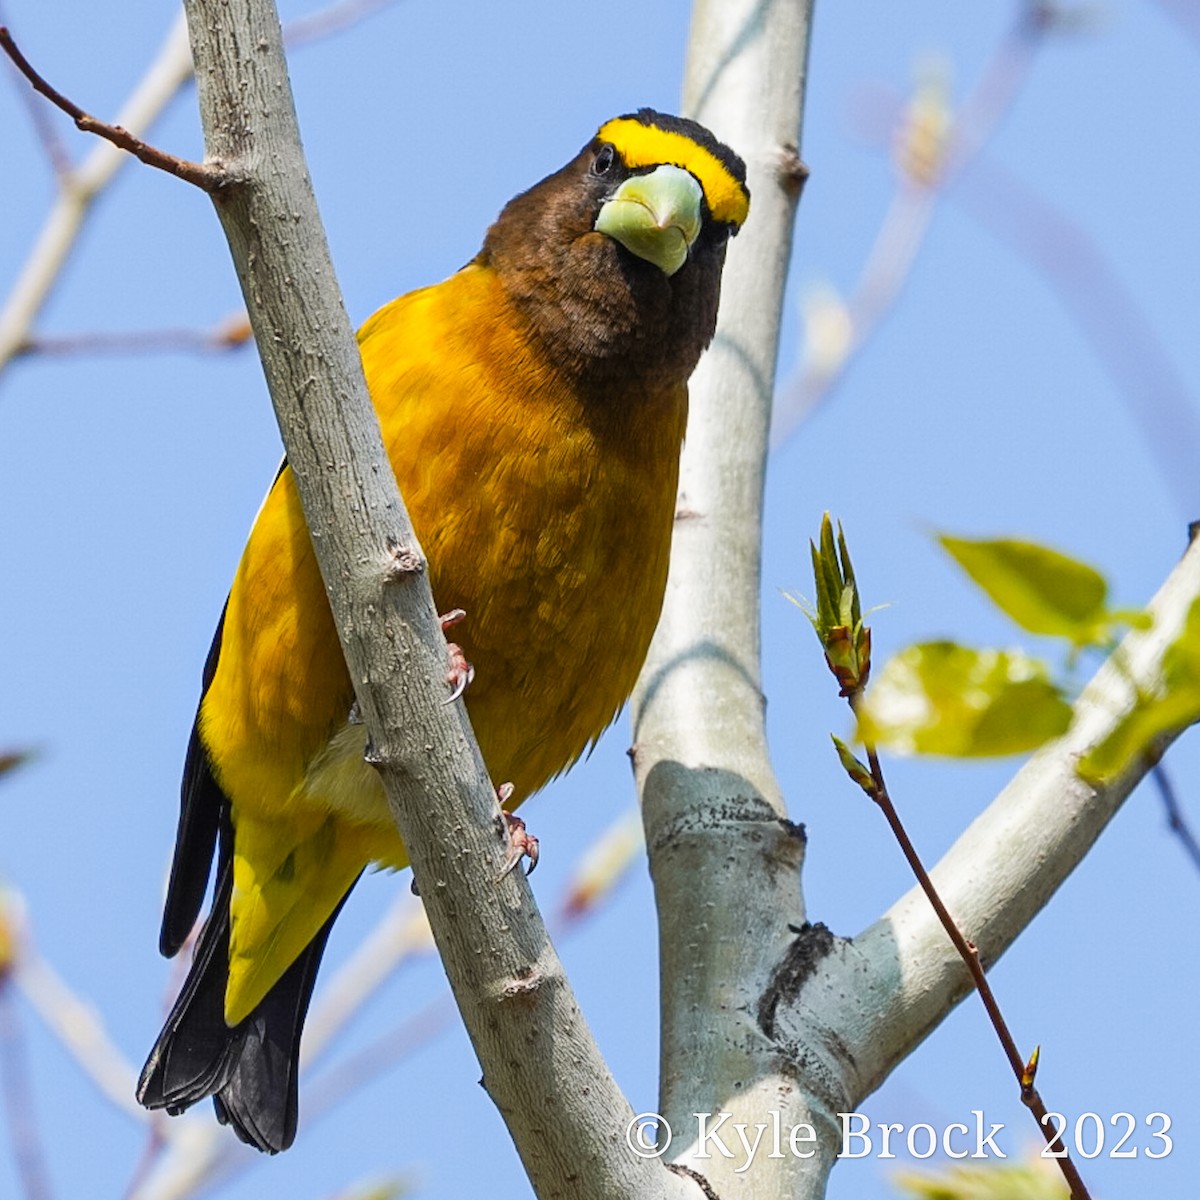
[0,27,222,190]
[848,718,1091,1199]
[0,0,405,377]
[1151,763,1200,875]
[179,1,691,1196]
[808,533,1200,1105]
[0,13,195,372]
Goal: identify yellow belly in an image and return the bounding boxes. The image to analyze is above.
[199,262,687,1020]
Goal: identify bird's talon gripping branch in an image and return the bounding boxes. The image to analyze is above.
[439,609,475,703]
[498,800,539,879]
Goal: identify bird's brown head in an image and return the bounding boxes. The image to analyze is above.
[479,109,749,390]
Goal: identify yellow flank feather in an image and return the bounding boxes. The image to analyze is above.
[201,263,687,1023]
[598,116,750,227]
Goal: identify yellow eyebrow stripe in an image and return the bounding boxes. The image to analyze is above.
[598,118,750,229]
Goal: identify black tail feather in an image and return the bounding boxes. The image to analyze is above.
[138,852,353,1154]
[208,903,342,1152]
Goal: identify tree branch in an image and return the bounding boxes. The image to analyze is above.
[780,535,1200,1136]
[0,27,220,190]
[629,1,816,1195]
[771,7,1051,444]
[847,716,1091,1199]
[180,1,689,1195]
[0,1,404,378]
[0,980,53,1200]
[0,13,195,373]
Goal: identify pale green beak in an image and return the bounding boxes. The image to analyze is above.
[594,164,703,276]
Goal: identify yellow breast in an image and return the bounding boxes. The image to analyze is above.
[201,262,687,868]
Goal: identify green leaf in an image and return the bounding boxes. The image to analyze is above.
[857,641,1072,757]
[939,534,1112,644]
[803,514,873,696]
[1081,596,1200,780]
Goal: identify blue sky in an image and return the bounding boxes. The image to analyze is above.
[1,2,1198,1198]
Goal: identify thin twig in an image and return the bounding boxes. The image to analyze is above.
[953,154,1200,521]
[284,0,401,48]
[1,2,403,378]
[305,995,455,1120]
[1151,762,1200,874]
[18,315,253,359]
[849,696,1092,1200]
[0,27,226,191]
[300,894,433,1068]
[0,980,55,1200]
[772,7,1052,443]
[0,3,72,183]
[0,13,195,373]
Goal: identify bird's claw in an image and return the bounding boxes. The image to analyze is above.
[498,800,539,879]
[439,609,475,703]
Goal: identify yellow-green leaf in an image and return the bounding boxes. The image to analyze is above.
[857,641,1072,757]
[1080,597,1200,780]
[939,534,1110,644]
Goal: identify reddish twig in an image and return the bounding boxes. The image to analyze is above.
[0,27,227,192]
[0,3,72,183]
[848,697,1093,1200]
[18,313,254,359]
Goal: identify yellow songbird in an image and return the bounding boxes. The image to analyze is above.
[138,109,749,1151]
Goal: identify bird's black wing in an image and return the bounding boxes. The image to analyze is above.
[159,458,293,957]
[158,601,228,957]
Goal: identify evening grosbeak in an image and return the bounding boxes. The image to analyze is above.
[138,109,749,1152]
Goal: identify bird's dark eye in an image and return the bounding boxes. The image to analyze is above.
[592,143,616,176]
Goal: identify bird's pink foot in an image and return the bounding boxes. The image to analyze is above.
[439,608,474,702]
[496,786,539,878]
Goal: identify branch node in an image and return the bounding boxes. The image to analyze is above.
[757,922,837,1040]
[665,1162,723,1200]
[385,537,426,578]
[498,965,544,1004]
[773,144,810,197]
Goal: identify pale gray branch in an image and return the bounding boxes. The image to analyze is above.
[0,13,193,372]
[766,536,1200,1190]
[14,941,146,1122]
[630,1,817,1196]
[180,1,689,1196]
[846,535,1200,1092]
